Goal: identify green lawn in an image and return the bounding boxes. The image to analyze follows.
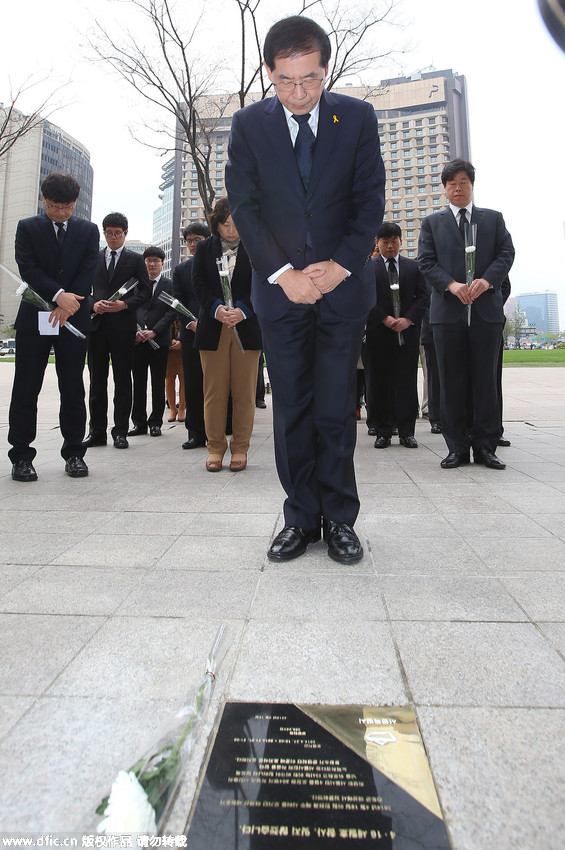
[502,349,565,366]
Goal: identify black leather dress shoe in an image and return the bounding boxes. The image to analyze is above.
[149,425,162,437]
[113,435,129,449]
[440,451,471,469]
[473,448,506,470]
[431,423,442,434]
[367,427,377,436]
[82,434,107,448]
[11,460,38,482]
[323,520,363,564]
[498,437,511,447]
[182,435,206,449]
[374,436,391,449]
[65,457,89,477]
[399,435,418,448]
[267,525,321,561]
[256,400,267,409]
[128,426,147,436]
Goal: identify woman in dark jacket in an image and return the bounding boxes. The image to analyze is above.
[192,198,262,472]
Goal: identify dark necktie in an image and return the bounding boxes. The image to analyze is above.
[56,222,65,247]
[388,257,398,286]
[292,113,315,189]
[107,250,117,281]
[458,208,468,238]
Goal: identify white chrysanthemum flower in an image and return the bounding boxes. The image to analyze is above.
[465,245,476,253]
[389,283,400,291]
[98,770,157,835]
[15,283,28,296]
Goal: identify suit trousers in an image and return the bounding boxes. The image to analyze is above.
[131,342,169,428]
[433,316,503,454]
[260,298,366,530]
[87,322,135,439]
[181,332,206,441]
[364,340,420,438]
[8,330,87,462]
[166,349,185,418]
[199,324,260,456]
[422,340,441,427]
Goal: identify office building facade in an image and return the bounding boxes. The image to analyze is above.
[516,291,560,335]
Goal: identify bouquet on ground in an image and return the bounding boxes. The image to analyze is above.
[157,291,198,328]
[91,276,139,319]
[16,282,85,339]
[464,224,477,327]
[95,625,230,835]
[389,282,404,347]
[216,254,245,352]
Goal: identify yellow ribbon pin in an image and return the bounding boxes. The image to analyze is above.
[333,114,339,123]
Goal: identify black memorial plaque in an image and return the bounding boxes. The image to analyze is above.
[185,702,451,849]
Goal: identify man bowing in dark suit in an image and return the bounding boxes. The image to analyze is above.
[8,172,99,481]
[418,159,515,470]
[226,15,385,563]
[364,223,427,450]
[84,212,151,449]
[128,246,176,437]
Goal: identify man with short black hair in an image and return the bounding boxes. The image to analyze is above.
[226,15,385,563]
[129,246,176,437]
[418,158,515,470]
[172,221,210,449]
[85,213,151,449]
[8,172,99,481]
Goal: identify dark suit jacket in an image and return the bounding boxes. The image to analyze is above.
[135,276,176,348]
[366,255,427,348]
[225,89,385,321]
[172,257,199,346]
[14,213,100,335]
[418,206,515,324]
[192,235,262,351]
[90,248,152,333]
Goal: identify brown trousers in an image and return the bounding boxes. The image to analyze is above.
[200,324,260,456]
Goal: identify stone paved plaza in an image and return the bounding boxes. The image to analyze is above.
[0,362,564,847]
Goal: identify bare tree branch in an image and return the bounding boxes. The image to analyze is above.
[0,75,66,161]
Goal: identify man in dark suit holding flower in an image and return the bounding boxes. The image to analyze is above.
[364,223,427,450]
[84,212,151,450]
[418,158,514,470]
[8,172,99,481]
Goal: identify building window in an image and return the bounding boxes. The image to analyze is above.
[405,178,412,185]
[416,148,424,155]
[402,121,409,128]
[407,230,415,237]
[417,167,424,174]
[430,146,438,153]
[406,200,413,208]
[418,177,426,184]
[416,129,423,136]
[419,199,426,206]
[433,198,440,205]
[407,240,415,247]
[216,180,223,186]
[392,201,400,209]
[390,132,397,139]
[392,212,400,219]
[391,170,399,177]
[191,190,198,196]
[416,119,422,126]
[390,142,398,149]
[403,140,411,148]
[390,123,397,130]
[391,179,399,187]
[405,188,413,195]
[407,250,415,257]
[191,199,198,205]
[216,143,223,150]
[403,131,410,138]
[418,187,426,193]
[431,164,439,171]
[191,211,197,218]
[391,189,399,196]
[403,159,411,166]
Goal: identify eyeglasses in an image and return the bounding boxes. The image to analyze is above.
[273,76,325,93]
[145,258,163,263]
[104,230,125,238]
[186,236,204,245]
[44,200,76,211]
